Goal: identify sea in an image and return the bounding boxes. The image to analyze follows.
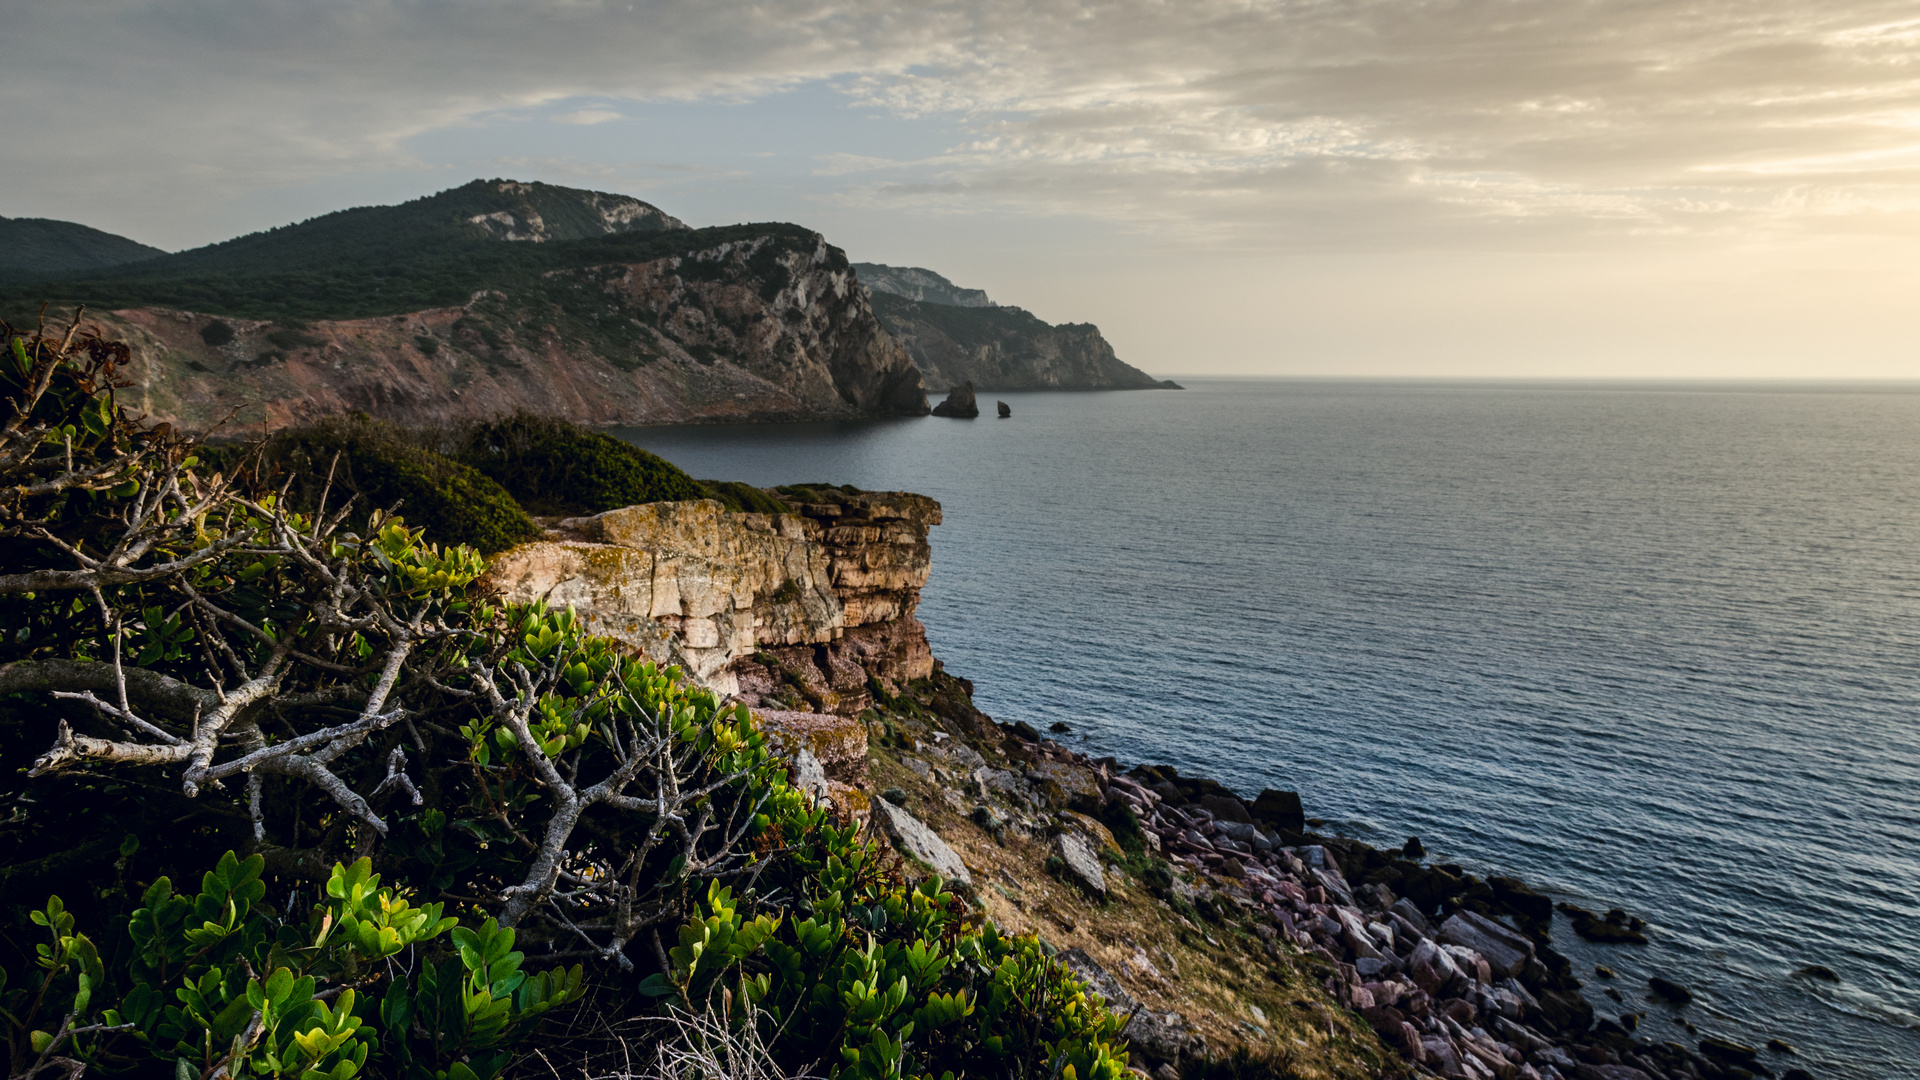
[614,379,1920,1080]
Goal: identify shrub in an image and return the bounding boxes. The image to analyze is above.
[453,413,702,517]
[2,851,583,1080]
[697,479,790,515]
[652,825,1131,1080]
[199,319,234,346]
[254,414,543,553]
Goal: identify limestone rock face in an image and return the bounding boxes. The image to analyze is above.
[482,490,941,703]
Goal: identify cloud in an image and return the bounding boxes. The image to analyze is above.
[5,0,1920,252]
[555,108,624,125]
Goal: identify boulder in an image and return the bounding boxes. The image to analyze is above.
[1334,907,1385,961]
[1440,911,1534,979]
[1573,1066,1651,1080]
[931,381,980,418]
[1647,975,1693,1004]
[1061,947,1135,1010]
[1392,898,1433,936]
[1198,793,1253,825]
[1698,1037,1760,1068]
[1053,832,1108,898]
[1250,789,1305,832]
[997,400,1011,418]
[1533,989,1593,1034]
[1488,875,1553,925]
[871,800,971,890]
[1558,902,1649,944]
[1027,759,1104,810]
[757,709,869,782]
[1410,939,1466,996]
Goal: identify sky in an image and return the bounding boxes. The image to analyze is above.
[3,0,1919,379]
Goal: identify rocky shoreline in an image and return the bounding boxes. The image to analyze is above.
[476,485,1814,1080]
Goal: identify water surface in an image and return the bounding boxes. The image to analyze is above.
[616,379,1920,1079]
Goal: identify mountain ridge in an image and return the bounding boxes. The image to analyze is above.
[5,180,928,428]
[0,217,167,279]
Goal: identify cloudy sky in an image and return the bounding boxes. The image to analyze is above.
[5,0,1919,377]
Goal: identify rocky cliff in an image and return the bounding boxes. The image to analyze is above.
[858,265,1178,393]
[851,263,993,308]
[482,487,941,705]
[10,181,929,428]
[88,229,928,429]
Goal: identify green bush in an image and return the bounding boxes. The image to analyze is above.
[654,825,1131,1080]
[697,478,790,515]
[252,415,542,554]
[452,413,702,517]
[3,851,582,1080]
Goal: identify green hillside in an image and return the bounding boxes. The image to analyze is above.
[0,180,815,324]
[0,217,166,278]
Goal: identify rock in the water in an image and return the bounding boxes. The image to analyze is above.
[931,381,980,418]
[1766,1038,1795,1054]
[1698,1036,1760,1067]
[997,400,1011,418]
[1648,975,1693,1004]
[1559,902,1650,944]
[1052,831,1108,897]
[871,800,971,889]
[1793,964,1839,982]
[1488,874,1553,925]
[1048,720,1072,733]
[1401,835,1426,860]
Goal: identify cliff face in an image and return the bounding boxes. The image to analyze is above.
[850,263,992,307]
[481,489,941,707]
[93,231,928,429]
[865,287,1175,393]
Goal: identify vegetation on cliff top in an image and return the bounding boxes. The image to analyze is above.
[218,413,795,551]
[0,179,826,324]
[0,317,1126,1079]
[454,413,704,516]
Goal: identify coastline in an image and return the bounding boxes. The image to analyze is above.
[825,664,1809,1080]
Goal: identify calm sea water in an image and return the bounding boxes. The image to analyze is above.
[616,380,1920,1079]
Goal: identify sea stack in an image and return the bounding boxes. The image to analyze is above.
[931,381,980,418]
[997,400,1011,418]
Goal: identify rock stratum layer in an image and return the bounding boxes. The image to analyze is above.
[482,489,940,705]
[94,231,928,430]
